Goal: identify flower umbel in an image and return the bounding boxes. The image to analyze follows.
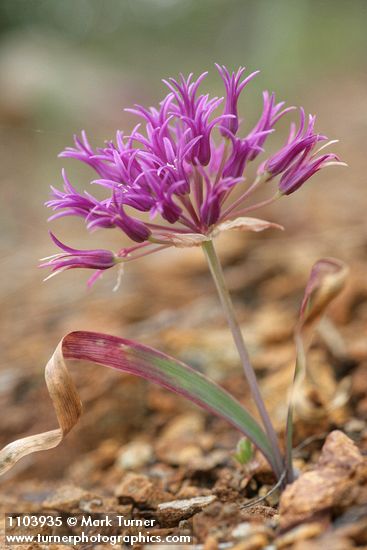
[43,65,343,283]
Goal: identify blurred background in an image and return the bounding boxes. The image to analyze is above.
[1,0,367,261]
[0,0,366,485]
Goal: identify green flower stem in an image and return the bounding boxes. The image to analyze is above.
[202,239,284,479]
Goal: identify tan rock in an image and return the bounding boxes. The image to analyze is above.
[230,533,270,550]
[193,502,243,540]
[155,412,206,466]
[115,472,171,508]
[42,485,100,511]
[334,514,367,545]
[351,362,367,398]
[275,522,325,548]
[318,430,364,470]
[176,485,212,499]
[231,521,273,545]
[157,495,216,525]
[203,535,219,550]
[158,413,205,441]
[291,534,354,550]
[116,440,154,470]
[279,430,367,529]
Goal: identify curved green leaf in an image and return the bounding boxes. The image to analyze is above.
[0,330,276,476]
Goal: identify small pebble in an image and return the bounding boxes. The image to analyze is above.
[116,441,153,470]
[276,522,327,548]
[157,495,216,525]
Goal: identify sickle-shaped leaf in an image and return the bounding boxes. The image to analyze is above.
[285,258,349,482]
[0,331,277,477]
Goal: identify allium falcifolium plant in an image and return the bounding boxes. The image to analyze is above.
[0,66,347,485]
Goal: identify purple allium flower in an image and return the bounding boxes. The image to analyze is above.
[40,233,119,286]
[43,65,344,285]
[278,147,340,196]
[215,64,259,136]
[257,109,342,196]
[260,110,323,175]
